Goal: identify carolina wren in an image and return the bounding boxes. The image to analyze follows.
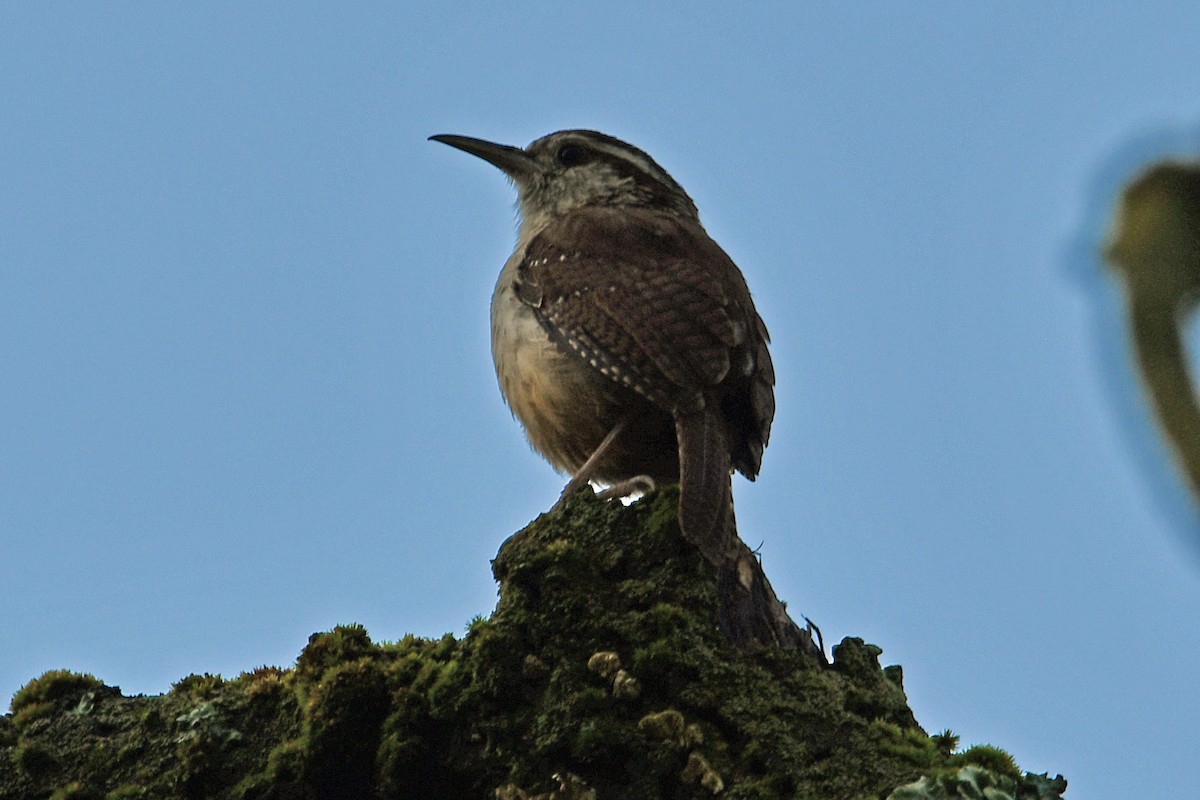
[430,130,774,567]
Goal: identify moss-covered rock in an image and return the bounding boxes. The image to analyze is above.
[0,489,1065,799]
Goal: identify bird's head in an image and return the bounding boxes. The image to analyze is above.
[430,129,699,233]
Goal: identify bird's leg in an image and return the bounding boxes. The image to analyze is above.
[551,416,645,509]
[553,416,628,507]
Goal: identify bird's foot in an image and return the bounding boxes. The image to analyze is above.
[550,475,657,514]
[595,475,656,503]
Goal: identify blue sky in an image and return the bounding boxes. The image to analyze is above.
[3,4,1200,797]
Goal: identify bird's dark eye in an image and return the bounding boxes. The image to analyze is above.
[556,143,588,167]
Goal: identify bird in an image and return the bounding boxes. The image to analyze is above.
[428,129,775,570]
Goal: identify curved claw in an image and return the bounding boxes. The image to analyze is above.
[595,475,656,502]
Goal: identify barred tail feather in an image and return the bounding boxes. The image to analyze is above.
[676,404,736,565]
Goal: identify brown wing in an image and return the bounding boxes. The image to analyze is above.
[516,205,774,479]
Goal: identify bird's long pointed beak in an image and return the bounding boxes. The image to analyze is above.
[429,134,536,180]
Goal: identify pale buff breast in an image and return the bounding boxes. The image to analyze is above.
[490,253,612,474]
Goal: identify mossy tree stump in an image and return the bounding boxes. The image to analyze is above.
[0,489,1064,799]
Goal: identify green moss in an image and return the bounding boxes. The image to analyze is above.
[469,490,935,797]
[12,699,56,729]
[294,624,376,685]
[887,764,1020,800]
[949,744,1021,780]
[171,673,226,699]
[234,666,288,701]
[636,709,686,743]
[173,701,247,798]
[232,737,307,800]
[175,701,243,745]
[930,729,959,756]
[139,706,165,731]
[886,744,1063,800]
[869,719,941,770]
[302,658,390,800]
[1020,772,1070,799]
[48,782,104,800]
[105,786,146,800]
[375,693,434,797]
[13,739,58,774]
[11,670,110,715]
[831,638,915,725]
[681,752,724,793]
[114,738,146,765]
[80,741,121,782]
[0,487,1064,799]
[263,736,306,783]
